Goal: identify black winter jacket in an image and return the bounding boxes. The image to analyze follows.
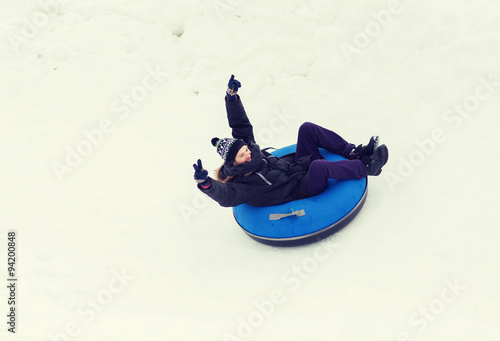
[198,96,311,207]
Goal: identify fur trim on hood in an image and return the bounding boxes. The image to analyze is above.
[214,166,253,183]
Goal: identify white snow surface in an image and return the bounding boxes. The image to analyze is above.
[1,0,500,340]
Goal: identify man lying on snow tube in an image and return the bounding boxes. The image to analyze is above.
[192,75,389,246]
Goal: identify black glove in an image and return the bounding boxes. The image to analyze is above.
[226,74,241,102]
[193,159,210,187]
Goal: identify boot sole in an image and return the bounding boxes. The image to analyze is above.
[365,136,379,157]
[371,136,380,152]
[370,145,389,176]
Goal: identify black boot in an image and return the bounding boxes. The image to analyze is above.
[349,136,379,162]
[365,144,389,176]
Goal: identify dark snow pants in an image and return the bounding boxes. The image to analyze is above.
[295,122,367,197]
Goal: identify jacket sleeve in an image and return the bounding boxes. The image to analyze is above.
[225,95,255,144]
[198,178,256,208]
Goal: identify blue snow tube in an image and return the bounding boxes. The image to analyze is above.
[232,144,368,247]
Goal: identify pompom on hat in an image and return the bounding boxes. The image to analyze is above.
[212,137,245,164]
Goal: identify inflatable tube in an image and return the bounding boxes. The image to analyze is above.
[232,144,368,247]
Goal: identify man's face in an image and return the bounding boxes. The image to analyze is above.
[233,145,252,165]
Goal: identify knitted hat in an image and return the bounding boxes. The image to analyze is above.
[212,137,245,164]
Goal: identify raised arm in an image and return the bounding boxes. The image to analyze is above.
[225,75,255,144]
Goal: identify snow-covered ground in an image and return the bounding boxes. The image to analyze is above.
[1,0,500,340]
